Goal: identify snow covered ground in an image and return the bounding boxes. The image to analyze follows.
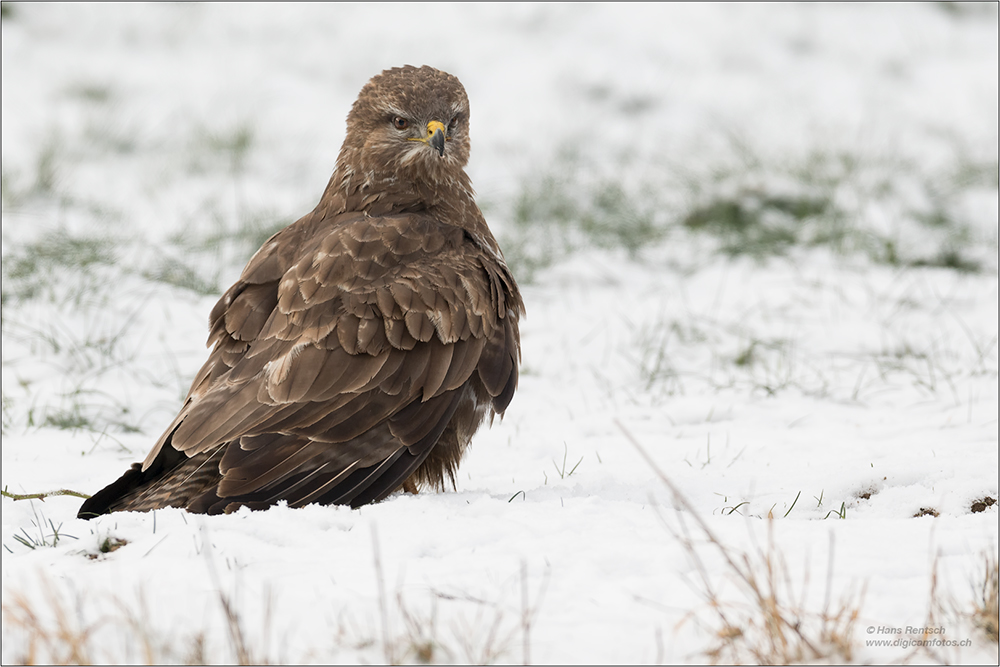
[2,4,997,664]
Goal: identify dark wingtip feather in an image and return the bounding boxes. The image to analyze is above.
[346,447,432,508]
[78,463,145,519]
[492,356,518,414]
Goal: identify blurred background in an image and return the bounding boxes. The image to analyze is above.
[3,3,996,284]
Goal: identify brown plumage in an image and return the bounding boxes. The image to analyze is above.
[78,65,523,518]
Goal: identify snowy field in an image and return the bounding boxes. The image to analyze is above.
[2,3,998,664]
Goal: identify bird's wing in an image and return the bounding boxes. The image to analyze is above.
[138,209,519,509]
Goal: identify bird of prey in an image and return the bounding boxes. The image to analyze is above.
[78,65,523,518]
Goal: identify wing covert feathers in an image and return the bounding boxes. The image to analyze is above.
[78,66,521,519]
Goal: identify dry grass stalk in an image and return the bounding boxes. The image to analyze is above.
[3,570,263,665]
[2,578,98,665]
[618,420,865,665]
[371,525,545,665]
[683,515,864,665]
[969,550,999,645]
[907,548,999,663]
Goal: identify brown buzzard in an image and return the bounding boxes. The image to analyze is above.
[79,65,523,517]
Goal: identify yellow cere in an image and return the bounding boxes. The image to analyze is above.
[426,120,446,137]
[406,120,447,145]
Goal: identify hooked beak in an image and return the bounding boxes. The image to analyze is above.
[423,120,447,157]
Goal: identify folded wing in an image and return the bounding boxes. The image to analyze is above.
[78,209,521,516]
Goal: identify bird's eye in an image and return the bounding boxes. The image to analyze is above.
[448,116,458,132]
[393,116,409,130]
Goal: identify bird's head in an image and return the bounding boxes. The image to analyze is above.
[342,65,472,188]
